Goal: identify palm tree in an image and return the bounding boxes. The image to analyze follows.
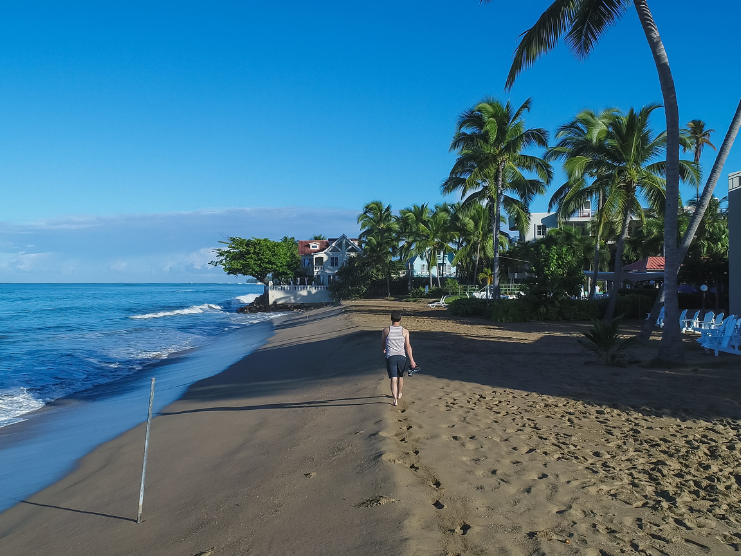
[358,201,398,297]
[414,206,452,288]
[480,0,685,359]
[398,203,432,292]
[587,106,697,321]
[451,202,493,285]
[547,108,619,299]
[442,98,552,299]
[681,119,716,202]
[623,209,665,261]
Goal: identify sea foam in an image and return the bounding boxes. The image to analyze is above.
[0,388,45,428]
[130,303,223,319]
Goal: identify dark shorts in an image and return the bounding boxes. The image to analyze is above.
[386,355,408,379]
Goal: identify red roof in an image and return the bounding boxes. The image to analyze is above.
[298,237,361,255]
[623,256,665,272]
[298,240,330,255]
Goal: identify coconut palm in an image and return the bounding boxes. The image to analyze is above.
[358,201,398,297]
[452,202,493,285]
[398,203,432,291]
[480,0,685,358]
[577,105,697,321]
[681,120,716,202]
[416,206,453,288]
[442,97,551,299]
[547,108,620,299]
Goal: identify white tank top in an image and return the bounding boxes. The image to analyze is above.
[386,326,406,358]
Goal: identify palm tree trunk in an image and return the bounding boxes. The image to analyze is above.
[407,260,413,293]
[604,207,632,321]
[637,98,741,341]
[473,239,481,287]
[429,250,434,289]
[634,0,682,363]
[589,221,603,300]
[492,166,504,299]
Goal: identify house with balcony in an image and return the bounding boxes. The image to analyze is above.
[298,234,361,285]
[511,201,640,242]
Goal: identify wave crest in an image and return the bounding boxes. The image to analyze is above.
[0,388,45,428]
[130,304,222,320]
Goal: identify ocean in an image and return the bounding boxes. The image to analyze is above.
[0,283,280,512]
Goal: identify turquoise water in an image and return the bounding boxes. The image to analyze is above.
[0,283,269,426]
[0,283,279,512]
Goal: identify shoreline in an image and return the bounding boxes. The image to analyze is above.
[0,319,276,513]
[0,305,408,555]
[3,300,740,554]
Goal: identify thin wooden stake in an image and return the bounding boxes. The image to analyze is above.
[137,377,155,524]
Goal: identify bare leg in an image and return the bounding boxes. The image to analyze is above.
[398,376,404,399]
[390,378,399,405]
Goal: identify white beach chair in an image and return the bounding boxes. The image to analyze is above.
[678,309,688,332]
[701,316,738,356]
[428,295,449,308]
[692,311,715,335]
[681,310,700,332]
[653,306,666,328]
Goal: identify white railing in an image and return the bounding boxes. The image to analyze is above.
[269,285,328,291]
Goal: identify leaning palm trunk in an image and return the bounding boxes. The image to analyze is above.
[491,165,504,299]
[638,98,741,340]
[603,208,632,321]
[633,0,682,362]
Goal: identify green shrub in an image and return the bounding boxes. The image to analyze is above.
[578,317,637,366]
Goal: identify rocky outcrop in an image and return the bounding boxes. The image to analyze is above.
[236,293,334,313]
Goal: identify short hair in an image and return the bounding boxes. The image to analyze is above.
[390,311,402,323]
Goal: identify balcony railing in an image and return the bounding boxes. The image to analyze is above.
[269,285,328,291]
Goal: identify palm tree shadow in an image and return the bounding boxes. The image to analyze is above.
[20,500,136,522]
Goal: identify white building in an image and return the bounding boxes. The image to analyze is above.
[298,235,361,285]
[511,201,640,242]
[730,171,741,316]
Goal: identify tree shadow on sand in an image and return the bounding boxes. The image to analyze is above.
[408,328,741,422]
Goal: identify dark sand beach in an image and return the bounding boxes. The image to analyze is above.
[2,301,741,555]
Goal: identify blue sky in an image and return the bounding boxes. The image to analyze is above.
[1,1,739,281]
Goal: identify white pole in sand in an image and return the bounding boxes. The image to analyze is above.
[137,377,156,524]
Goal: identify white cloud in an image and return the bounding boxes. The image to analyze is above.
[0,207,360,282]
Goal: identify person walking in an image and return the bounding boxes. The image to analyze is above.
[382,311,416,406]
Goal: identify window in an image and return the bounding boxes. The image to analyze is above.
[309,242,319,250]
[314,257,323,267]
[330,256,339,267]
[421,264,427,274]
[536,225,547,237]
[304,259,312,267]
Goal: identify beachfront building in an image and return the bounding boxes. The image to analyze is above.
[298,234,361,285]
[511,202,640,242]
[408,253,457,280]
[730,171,741,315]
